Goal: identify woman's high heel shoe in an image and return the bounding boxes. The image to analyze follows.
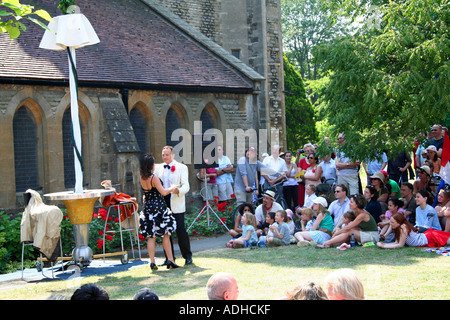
[150,262,158,271]
[166,260,180,269]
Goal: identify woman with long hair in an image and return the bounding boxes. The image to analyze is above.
[377,212,450,249]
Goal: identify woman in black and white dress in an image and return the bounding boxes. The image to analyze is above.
[139,153,179,270]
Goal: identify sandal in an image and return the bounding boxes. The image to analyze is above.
[316,244,328,249]
[337,243,351,251]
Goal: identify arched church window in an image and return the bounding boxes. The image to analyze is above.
[13,106,40,192]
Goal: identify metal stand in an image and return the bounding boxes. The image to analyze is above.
[21,239,66,280]
[187,174,229,232]
[102,200,142,264]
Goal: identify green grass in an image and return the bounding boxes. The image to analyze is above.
[0,244,448,300]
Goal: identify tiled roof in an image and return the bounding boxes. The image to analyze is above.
[0,0,255,91]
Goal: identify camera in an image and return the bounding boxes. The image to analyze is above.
[297,149,305,154]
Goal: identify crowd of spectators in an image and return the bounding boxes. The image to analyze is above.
[227,124,449,250]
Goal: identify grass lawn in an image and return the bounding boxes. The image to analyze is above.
[0,244,448,300]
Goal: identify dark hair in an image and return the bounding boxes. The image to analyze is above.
[343,210,356,221]
[267,211,276,221]
[238,202,254,215]
[140,153,155,179]
[71,284,109,300]
[365,185,378,201]
[350,194,367,209]
[308,152,319,162]
[388,198,403,209]
[133,288,159,300]
[401,182,413,191]
[417,188,433,205]
[336,184,348,195]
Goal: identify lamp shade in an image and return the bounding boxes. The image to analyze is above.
[39,13,100,50]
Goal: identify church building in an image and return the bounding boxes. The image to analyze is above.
[0,0,285,210]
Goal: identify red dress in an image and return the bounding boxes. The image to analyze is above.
[297,157,311,207]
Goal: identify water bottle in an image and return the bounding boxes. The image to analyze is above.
[350,233,355,248]
[258,236,266,248]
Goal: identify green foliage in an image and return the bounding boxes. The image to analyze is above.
[315,0,450,161]
[0,0,52,39]
[281,0,349,81]
[0,212,37,274]
[57,0,76,15]
[185,198,237,237]
[284,54,318,151]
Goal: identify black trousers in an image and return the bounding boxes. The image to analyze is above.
[164,195,192,261]
[283,185,298,211]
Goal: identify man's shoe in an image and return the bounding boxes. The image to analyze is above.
[185,258,193,265]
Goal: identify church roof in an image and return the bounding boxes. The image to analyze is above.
[0,0,260,92]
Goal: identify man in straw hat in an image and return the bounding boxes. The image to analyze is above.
[255,190,284,234]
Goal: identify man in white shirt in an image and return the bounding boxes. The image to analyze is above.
[261,145,287,195]
[215,145,234,202]
[319,153,337,184]
[328,184,351,231]
[154,146,192,265]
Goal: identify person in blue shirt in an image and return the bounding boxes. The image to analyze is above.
[415,189,442,232]
[226,212,258,248]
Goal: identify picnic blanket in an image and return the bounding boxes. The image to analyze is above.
[425,247,450,257]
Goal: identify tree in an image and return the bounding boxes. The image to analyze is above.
[1,0,52,39]
[315,0,450,161]
[284,54,318,151]
[281,0,348,81]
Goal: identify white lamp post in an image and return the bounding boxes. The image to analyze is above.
[39,9,100,194]
[40,8,113,269]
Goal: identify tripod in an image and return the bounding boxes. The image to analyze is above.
[187,172,230,232]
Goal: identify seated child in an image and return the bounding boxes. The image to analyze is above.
[299,208,316,232]
[379,198,405,240]
[259,212,276,245]
[267,210,291,247]
[303,184,318,209]
[337,210,356,231]
[226,212,258,248]
[286,209,295,234]
[285,209,296,244]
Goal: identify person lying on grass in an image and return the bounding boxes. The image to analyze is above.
[377,212,450,249]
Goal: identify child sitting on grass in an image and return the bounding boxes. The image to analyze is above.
[227,212,258,248]
[379,198,405,240]
[267,210,291,247]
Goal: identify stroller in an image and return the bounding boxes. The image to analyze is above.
[315,178,336,206]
